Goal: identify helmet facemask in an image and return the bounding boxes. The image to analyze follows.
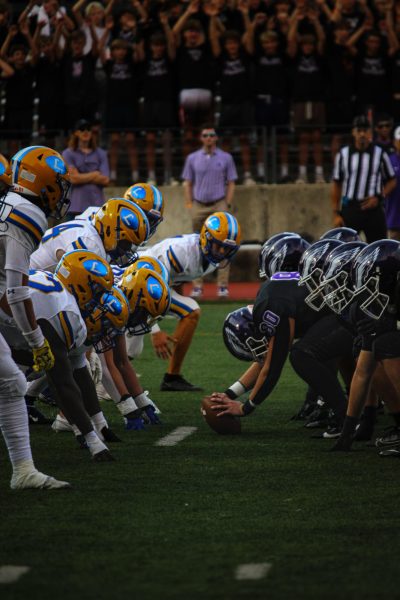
[299,267,326,311]
[203,234,239,266]
[354,276,390,320]
[321,271,354,314]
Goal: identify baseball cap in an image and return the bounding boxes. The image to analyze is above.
[394,126,400,141]
[352,115,371,129]
[74,119,92,131]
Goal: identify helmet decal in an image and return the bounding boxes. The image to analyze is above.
[45,155,67,175]
[83,259,109,277]
[207,215,221,232]
[147,276,163,300]
[120,207,139,230]
[130,185,146,200]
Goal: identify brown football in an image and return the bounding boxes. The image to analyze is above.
[200,396,242,435]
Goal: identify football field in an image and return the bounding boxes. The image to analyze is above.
[1,303,399,600]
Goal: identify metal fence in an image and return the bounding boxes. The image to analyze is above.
[0,124,355,186]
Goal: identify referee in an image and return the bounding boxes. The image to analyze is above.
[331,115,396,242]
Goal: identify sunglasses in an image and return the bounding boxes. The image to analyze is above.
[78,126,91,132]
[377,123,391,129]
[202,132,216,138]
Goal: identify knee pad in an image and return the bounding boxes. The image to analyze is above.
[0,370,27,400]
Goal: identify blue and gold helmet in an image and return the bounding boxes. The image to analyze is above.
[123,255,170,286]
[85,286,130,352]
[55,249,114,314]
[119,266,171,335]
[199,212,241,266]
[93,198,150,265]
[124,183,164,237]
[11,146,71,218]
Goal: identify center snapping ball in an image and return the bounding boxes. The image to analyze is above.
[200,396,242,435]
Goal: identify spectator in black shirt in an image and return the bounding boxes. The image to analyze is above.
[139,12,177,185]
[99,35,139,184]
[58,29,98,131]
[349,16,398,116]
[288,7,326,184]
[173,0,214,156]
[209,4,255,185]
[326,19,356,158]
[1,20,36,153]
[374,113,395,155]
[330,0,371,34]
[246,23,290,182]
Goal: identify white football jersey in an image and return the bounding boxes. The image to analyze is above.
[0,270,86,352]
[140,234,216,284]
[30,219,106,272]
[0,191,48,294]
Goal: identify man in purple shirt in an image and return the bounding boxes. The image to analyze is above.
[182,123,238,298]
[62,119,110,218]
[386,126,400,240]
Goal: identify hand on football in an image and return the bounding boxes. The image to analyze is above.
[151,331,177,359]
[210,395,244,417]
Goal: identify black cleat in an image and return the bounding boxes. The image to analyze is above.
[93,449,115,462]
[76,435,89,450]
[100,426,122,443]
[330,435,353,452]
[160,375,203,392]
[375,426,400,449]
[27,404,52,425]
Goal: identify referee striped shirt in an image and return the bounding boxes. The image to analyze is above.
[332,144,395,201]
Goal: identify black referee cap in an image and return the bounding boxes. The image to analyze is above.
[352,115,371,129]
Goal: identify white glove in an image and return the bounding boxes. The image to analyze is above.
[87,351,103,385]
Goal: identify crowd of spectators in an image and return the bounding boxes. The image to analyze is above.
[0,0,399,184]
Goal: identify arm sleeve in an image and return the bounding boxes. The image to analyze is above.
[251,317,292,406]
[381,151,395,180]
[6,269,36,335]
[332,151,342,182]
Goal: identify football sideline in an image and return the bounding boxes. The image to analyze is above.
[1,303,399,600]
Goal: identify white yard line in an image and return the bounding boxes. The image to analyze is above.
[0,566,30,584]
[155,426,197,447]
[235,563,272,581]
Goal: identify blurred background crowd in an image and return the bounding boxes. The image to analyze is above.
[0,0,399,184]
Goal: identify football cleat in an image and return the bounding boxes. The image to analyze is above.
[125,416,146,431]
[143,405,162,425]
[51,413,74,433]
[75,435,89,450]
[26,404,52,425]
[92,449,115,462]
[11,469,71,490]
[98,426,122,443]
[379,448,400,457]
[304,402,331,429]
[160,374,203,392]
[375,426,400,448]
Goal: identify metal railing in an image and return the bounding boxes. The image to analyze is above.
[0,124,356,185]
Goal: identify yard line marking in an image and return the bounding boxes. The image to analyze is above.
[0,566,30,584]
[155,426,197,447]
[235,563,272,581]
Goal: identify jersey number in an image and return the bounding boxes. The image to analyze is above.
[42,223,84,243]
[29,272,63,294]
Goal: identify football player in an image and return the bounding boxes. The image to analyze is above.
[210,238,352,431]
[129,212,242,392]
[330,240,400,453]
[0,145,71,489]
[1,251,122,461]
[30,197,150,272]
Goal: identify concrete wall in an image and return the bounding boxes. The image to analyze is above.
[109,183,332,244]
[109,183,333,281]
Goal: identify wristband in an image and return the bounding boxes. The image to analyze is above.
[23,326,45,349]
[242,398,256,416]
[224,381,246,399]
[150,323,161,334]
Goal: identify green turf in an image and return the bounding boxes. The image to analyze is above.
[1,303,399,600]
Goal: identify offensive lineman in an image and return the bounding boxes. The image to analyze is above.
[0,146,71,489]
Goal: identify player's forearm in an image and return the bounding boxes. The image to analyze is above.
[225,181,235,207]
[184,181,193,207]
[225,362,261,398]
[5,271,44,347]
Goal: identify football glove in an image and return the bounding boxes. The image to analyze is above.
[32,339,55,372]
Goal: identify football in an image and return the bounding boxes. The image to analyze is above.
[200,396,242,435]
